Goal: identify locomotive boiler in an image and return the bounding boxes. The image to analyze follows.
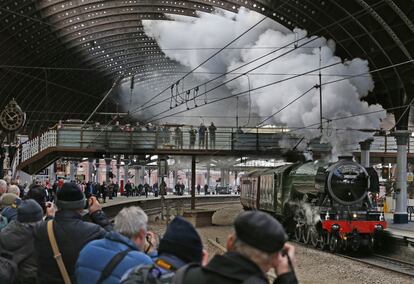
[240,158,387,252]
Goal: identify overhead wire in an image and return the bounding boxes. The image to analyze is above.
[144,59,414,125]
[257,86,316,126]
[288,104,411,134]
[264,58,413,130]
[243,74,252,127]
[144,60,343,122]
[135,15,269,109]
[0,66,373,77]
[389,96,414,131]
[129,36,320,115]
[129,1,389,116]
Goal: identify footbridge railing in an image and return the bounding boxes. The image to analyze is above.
[18,124,300,163]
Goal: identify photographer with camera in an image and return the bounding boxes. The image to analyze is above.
[34,182,112,284]
[178,211,298,284]
[76,206,159,284]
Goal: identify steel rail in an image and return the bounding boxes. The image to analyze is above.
[337,253,414,277]
[291,240,414,278]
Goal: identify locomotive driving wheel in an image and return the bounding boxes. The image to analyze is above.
[294,224,304,242]
[307,226,320,248]
[303,226,311,244]
[329,234,340,253]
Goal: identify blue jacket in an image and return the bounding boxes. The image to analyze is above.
[1,207,17,222]
[76,231,153,284]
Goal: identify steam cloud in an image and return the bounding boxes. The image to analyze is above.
[124,7,386,157]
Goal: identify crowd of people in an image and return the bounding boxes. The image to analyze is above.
[135,122,218,150]
[187,122,217,149]
[0,176,298,284]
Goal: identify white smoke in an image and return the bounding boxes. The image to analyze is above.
[137,7,386,157]
[117,72,243,127]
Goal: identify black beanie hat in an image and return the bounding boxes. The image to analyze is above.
[56,182,86,210]
[158,217,203,264]
[17,199,43,223]
[234,211,288,253]
[27,184,47,213]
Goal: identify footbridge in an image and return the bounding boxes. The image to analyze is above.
[16,124,301,175]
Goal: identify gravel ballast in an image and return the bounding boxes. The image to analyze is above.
[148,204,413,284]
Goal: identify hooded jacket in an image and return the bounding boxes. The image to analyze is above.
[181,251,298,284]
[76,231,153,284]
[0,220,38,284]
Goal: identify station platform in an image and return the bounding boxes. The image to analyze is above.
[99,192,236,208]
[384,213,414,239]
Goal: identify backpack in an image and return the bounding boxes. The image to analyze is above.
[171,263,200,284]
[171,263,268,284]
[121,264,176,284]
[0,250,18,283]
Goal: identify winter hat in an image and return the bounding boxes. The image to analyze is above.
[1,193,19,208]
[27,184,47,213]
[234,211,288,253]
[56,182,86,210]
[17,199,43,223]
[158,216,203,264]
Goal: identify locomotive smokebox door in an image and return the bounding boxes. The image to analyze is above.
[327,161,369,205]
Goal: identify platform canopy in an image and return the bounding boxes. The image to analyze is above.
[0,0,413,135]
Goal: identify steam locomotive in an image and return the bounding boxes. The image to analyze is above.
[240,157,387,252]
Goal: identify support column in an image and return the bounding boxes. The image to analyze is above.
[0,146,5,179]
[172,170,177,187]
[69,161,77,181]
[220,168,225,186]
[394,131,409,224]
[88,158,94,183]
[105,158,111,184]
[191,156,196,210]
[48,164,55,183]
[220,169,229,186]
[124,162,129,183]
[225,169,230,186]
[116,157,121,186]
[234,171,238,186]
[141,166,146,184]
[359,139,373,167]
[134,167,139,186]
[95,158,100,183]
[206,166,210,187]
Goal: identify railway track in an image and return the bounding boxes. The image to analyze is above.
[291,240,414,278]
[337,253,414,277]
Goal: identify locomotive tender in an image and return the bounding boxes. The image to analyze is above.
[240,157,387,252]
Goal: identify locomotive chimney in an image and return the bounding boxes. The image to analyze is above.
[338,155,354,161]
[359,138,373,167]
[308,138,331,161]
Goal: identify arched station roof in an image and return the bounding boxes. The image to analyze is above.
[0,0,412,136]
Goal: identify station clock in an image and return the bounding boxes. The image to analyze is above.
[0,99,26,132]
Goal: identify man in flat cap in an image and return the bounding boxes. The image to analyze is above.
[177,211,298,284]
